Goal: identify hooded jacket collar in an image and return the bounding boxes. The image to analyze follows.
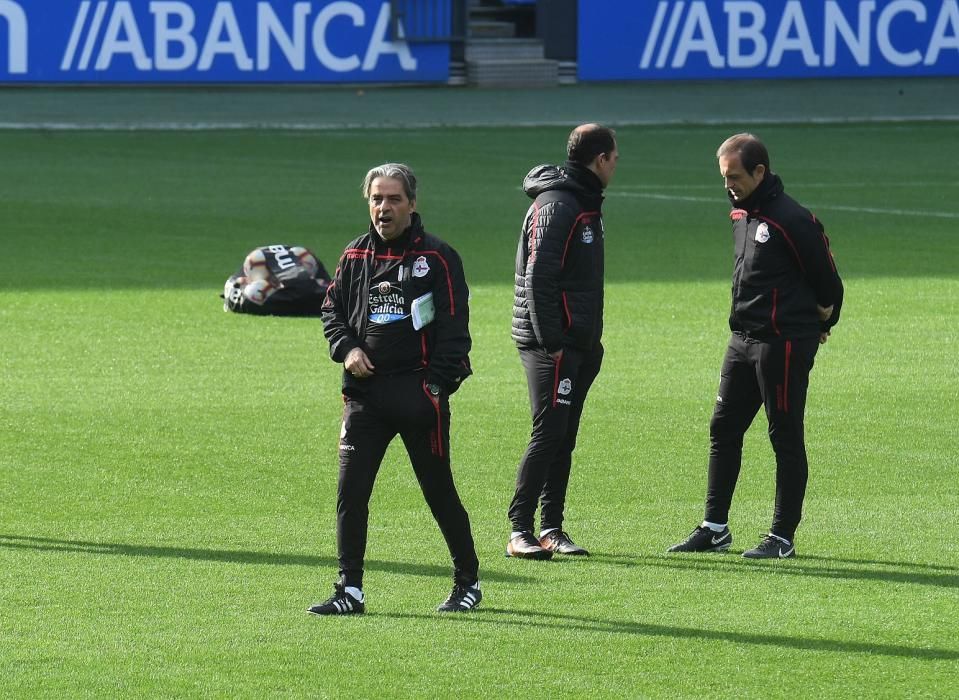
[523,160,605,209]
[730,172,785,212]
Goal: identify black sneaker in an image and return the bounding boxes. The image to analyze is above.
[743,535,796,559]
[307,583,365,615]
[667,525,733,553]
[506,532,553,560]
[539,530,590,556]
[437,581,482,612]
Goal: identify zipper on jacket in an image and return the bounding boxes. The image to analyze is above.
[732,216,749,320]
[771,286,780,336]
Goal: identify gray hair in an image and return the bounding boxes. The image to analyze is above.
[361,163,417,202]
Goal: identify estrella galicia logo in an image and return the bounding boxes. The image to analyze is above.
[0,0,28,74]
[581,225,594,244]
[369,281,407,324]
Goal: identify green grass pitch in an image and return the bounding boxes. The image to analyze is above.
[1,122,957,697]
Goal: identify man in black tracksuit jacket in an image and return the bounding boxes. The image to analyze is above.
[669,133,844,559]
[506,124,619,560]
[309,163,481,615]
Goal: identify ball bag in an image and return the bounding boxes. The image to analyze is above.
[222,244,330,316]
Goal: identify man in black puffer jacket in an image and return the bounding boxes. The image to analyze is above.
[669,133,844,560]
[506,124,618,560]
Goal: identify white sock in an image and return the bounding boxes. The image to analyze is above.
[701,520,727,532]
[539,527,558,538]
[345,586,364,602]
[768,533,792,545]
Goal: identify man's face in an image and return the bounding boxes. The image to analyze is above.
[368,176,414,241]
[719,153,765,202]
[596,143,619,188]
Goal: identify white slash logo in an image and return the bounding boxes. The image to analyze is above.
[62,1,115,71]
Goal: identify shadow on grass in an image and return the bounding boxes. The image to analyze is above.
[0,534,534,584]
[385,608,959,661]
[588,552,959,589]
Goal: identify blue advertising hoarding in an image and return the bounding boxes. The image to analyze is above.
[0,0,449,83]
[579,0,959,80]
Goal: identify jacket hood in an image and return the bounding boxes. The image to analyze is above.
[523,161,604,201]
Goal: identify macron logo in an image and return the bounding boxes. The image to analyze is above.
[0,0,27,74]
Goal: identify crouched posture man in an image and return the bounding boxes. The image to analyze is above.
[669,133,844,559]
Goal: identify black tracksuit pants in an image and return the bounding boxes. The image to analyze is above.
[705,333,819,541]
[336,373,479,589]
[508,343,603,534]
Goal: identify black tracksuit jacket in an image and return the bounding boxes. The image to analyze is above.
[728,173,844,341]
[511,161,606,353]
[320,213,472,394]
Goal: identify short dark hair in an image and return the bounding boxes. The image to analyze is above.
[567,124,617,166]
[716,133,770,174]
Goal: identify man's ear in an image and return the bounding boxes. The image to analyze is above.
[753,164,767,179]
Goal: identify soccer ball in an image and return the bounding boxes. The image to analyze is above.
[241,248,278,305]
[290,246,319,276]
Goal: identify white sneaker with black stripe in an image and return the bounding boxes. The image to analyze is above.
[437,581,482,612]
[307,583,365,615]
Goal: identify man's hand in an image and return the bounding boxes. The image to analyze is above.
[345,347,375,379]
[819,332,830,345]
[817,304,834,322]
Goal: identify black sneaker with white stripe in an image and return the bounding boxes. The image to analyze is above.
[742,534,796,559]
[667,525,733,553]
[307,583,365,615]
[437,581,482,612]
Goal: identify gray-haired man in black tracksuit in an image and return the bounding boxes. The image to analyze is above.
[309,163,481,615]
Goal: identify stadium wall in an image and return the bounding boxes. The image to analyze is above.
[578,0,959,81]
[0,0,449,83]
[3,0,957,85]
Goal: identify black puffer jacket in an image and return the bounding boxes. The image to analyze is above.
[728,173,844,341]
[511,161,605,352]
[321,213,472,394]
